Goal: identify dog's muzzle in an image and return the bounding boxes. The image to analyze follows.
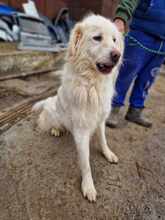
[96,50,121,75]
[96,63,114,74]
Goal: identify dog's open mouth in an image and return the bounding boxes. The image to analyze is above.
[96,62,114,74]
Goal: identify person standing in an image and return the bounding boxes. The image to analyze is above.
[106,0,165,128]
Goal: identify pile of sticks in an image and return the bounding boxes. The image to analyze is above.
[0,88,57,133]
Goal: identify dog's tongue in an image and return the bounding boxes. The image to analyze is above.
[96,63,113,74]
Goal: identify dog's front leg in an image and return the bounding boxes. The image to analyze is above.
[74,130,97,202]
[97,122,118,163]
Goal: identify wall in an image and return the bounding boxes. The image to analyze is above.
[102,0,119,18]
[68,0,102,20]
[68,0,119,20]
[0,0,118,20]
[0,0,68,19]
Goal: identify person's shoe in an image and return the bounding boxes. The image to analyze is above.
[125,107,152,128]
[106,106,121,128]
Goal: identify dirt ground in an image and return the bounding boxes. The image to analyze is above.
[0,70,165,219]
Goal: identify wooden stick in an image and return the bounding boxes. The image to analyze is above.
[0,68,57,81]
[0,88,57,128]
[0,51,34,57]
[0,104,32,124]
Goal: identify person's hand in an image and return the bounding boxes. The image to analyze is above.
[114,18,125,33]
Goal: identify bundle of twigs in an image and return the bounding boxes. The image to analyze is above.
[0,88,57,133]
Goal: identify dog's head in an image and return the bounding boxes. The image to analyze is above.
[67,14,124,75]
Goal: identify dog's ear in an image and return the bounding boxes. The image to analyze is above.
[68,23,83,58]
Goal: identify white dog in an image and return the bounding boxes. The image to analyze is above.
[33,14,124,202]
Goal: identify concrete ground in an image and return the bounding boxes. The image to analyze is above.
[0,59,165,219]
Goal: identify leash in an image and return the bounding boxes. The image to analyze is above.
[124,34,165,55]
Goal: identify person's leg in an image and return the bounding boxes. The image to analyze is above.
[106,32,150,128]
[129,55,164,108]
[126,54,164,127]
[112,36,146,107]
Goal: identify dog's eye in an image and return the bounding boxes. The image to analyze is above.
[113,37,116,42]
[93,35,102,42]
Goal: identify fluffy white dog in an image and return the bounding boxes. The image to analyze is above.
[33,14,124,202]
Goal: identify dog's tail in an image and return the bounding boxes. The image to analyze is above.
[32,100,46,112]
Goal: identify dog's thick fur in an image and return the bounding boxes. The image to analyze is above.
[33,15,124,202]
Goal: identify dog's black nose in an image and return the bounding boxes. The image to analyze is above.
[110,50,121,64]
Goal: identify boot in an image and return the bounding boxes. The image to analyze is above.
[125,107,152,128]
[106,106,121,128]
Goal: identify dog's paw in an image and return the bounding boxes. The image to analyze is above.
[50,127,69,137]
[50,128,63,137]
[103,149,119,164]
[81,177,97,202]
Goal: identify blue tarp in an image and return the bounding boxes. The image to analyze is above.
[0,4,16,16]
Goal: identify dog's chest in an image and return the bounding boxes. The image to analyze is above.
[59,79,114,129]
[97,85,113,119]
[84,81,113,122]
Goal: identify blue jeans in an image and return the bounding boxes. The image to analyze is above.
[112,30,165,108]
